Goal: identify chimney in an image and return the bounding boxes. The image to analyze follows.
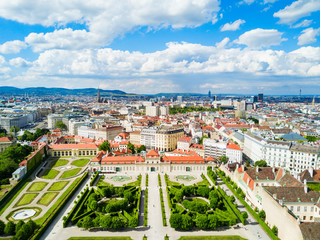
[304,179,308,194]
[309,167,314,178]
[256,166,259,172]
[272,167,275,173]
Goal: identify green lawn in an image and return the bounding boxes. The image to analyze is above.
[60,168,81,179]
[68,238,133,240]
[178,236,247,240]
[307,182,320,191]
[52,159,69,167]
[41,169,60,179]
[27,182,48,192]
[38,192,59,206]
[48,181,69,191]
[15,193,38,207]
[71,159,89,167]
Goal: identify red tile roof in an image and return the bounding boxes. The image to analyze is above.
[0,137,14,142]
[49,143,98,150]
[146,150,159,158]
[162,155,204,164]
[227,142,242,151]
[101,156,145,164]
[178,136,191,143]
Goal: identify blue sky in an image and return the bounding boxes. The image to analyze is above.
[0,0,319,95]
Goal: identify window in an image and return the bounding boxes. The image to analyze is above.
[311,207,314,212]
[310,216,313,220]
[297,206,300,212]
[303,216,306,220]
[290,206,294,211]
[305,206,307,212]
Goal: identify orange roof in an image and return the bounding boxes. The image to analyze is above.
[162,155,204,164]
[101,156,145,164]
[227,143,242,151]
[53,129,61,132]
[0,136,14,142]
[49,143,98,150]
[147,150,159,158]
[178,136,191,142]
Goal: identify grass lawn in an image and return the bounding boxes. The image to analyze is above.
[27,182,48,192]
[178,236,247,240]
[38,192,59,206]
[71,158,89,167]
[52,159,69,167]
[0,180,31,216]
[307,182,320,191]
[15,193,38,207]
[41,169,60,179]
[48,181,69,191]
[60,168,81,179]
[68,238,133,240]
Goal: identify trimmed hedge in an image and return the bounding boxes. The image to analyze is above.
[216,170,280,240]
[216,186,245,224]
[159,188,167,226]
[71,188,95,224]
[89,172,99,186]
[158,174,162,187]
[30,172,89,240]
[63,187,90,227]
[144,188,148,227]
[146,174,149,187]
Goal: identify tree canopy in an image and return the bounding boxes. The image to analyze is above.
[54,120,67,130]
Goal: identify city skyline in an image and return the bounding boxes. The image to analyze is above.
[0,0,319,94]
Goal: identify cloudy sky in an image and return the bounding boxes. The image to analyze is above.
[0,0,319,95]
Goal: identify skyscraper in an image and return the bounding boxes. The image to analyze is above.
[97,87,101,103]
[208,90,211,98]
[258,93,263,102]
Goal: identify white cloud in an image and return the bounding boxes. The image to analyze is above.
[274,0,320,25]
[298,27,320,45]
[263,0,278,3]
[0,0,220,51]
[293,19,313,28]
[9,57,31,68]
[216,38,230,48]
[0,40,27,54]
[221,19,245,31]
[235,28,286,49]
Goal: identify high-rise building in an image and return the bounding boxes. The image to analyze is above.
[258,93,263,102]
[177,96,183,103]
[97,87,101,103]
[208,90,211,98]
[146,106,160,117]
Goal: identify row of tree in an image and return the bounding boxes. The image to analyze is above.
[0,219,38,240]
[98,141,146,154]
[169,106,219,115]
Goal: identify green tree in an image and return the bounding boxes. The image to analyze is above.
[100,215,112,229]
[272,225,278,236]
[255,160,268,167]
[169,214,182,229]
[219,155,229,164]
[13,229,26,240]
[82,216,93,229]
[136,145,146,153]
[0,220,5,235]
[15,220,24,234]
[90,200,98,211]
[200,135,208,145]
[174,190,184,203]
[259,210,266,221]
[124,191,134,202]
[10,126,20,133]
[181,214,193,230]
[54,120,67,130]
[195,214,208,230]
[242,211,248,221]
[129,217,138,228]
[93,216,100,227]
[208,214,218,229]
[127,143,135,154]
[197,186,210,198]
[4,221,15,235]
[99,141,110,152]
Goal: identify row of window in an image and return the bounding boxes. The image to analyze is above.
[53,150,97,156]
[290,205,314,212]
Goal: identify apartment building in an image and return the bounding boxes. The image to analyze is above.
[244,132,320,174]
[155,127,184,152]
[129,131,141,145]
[140,128,157,148]
[78,124,123,140]
[146,106,160,117]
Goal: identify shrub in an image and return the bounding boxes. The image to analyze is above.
[272,225,278,236]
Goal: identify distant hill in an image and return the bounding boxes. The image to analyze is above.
[0,86,139,97]
[152,92,207,97]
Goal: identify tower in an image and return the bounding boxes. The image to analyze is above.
[208,90,211,98]
[97,87,101,103]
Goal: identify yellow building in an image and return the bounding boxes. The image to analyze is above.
[129,131,141,145]
[48,143,99,157]
[155,127,184,152]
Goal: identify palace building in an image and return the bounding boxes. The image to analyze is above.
[89,149,217,173]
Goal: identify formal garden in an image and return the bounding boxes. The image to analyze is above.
[63,174,142,230]
[165,172,247,231]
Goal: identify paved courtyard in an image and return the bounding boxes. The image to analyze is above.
[41,171,271,240]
